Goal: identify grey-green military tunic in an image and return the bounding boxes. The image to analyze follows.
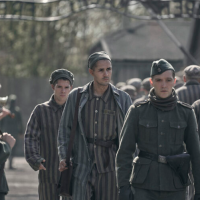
[116,100,200,193]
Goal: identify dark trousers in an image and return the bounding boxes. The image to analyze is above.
[38,183,68,200]
[0,194,5,200]
[134,187,186,200]
[86,164,119,200]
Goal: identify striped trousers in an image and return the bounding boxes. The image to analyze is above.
[38,183,69,200]
[86,164,119,200]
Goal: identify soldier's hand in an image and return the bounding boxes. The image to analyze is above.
[39,159,46,171]
[1,132,16,149]
[59,159,67,172]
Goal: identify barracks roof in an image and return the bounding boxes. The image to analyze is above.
[90,20,191,61]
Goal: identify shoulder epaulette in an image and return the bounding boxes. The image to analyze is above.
[177,101,192,109]
[134,99,149,107]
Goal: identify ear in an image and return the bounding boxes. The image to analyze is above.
[174,77,177,84]
[89,68,94,76]
[149,78,153,86]
[183,75,187,83]
[51,84,55,90]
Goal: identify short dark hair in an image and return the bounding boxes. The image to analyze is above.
[90,59,112,70]
[53,78,71,86]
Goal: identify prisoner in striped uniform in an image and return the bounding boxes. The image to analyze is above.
[58,52,132,200]
[24,69,74,200]
[176,65,200,105]
[192,99,200,137]
[176,65,200,200]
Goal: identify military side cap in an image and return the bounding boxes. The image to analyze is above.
[49,69,74,85]
[88,51,111,69]
[184,65,200,79]
[150,59,175,76]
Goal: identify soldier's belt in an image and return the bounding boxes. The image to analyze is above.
[138,150,191,186]
[86,137,118,168]
[139,150,167,164]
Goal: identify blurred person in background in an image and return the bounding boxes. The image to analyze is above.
[120,85,137,102]
[24,69,74,200]
[126,78,142,100]
[193,99,200,138]
[116,82,126,89]
[176,65,200,105]
[133,77,151,104]
[176,66,200,200]
[0,94,23,170]
[174,76,184,90]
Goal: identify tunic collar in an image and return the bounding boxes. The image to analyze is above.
[185,80,200,86]
[48,94,65,112]
[88,82,111,103]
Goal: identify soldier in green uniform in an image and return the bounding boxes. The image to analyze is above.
[116,59,200,200]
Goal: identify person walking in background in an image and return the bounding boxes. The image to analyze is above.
[24,69,74,200]
[116,59,200,200]
[126,78,142,100]
[0,95,23,169]
[120,85,137,102]
[176,65,200,105]
[133,77,151,104]
[58,51,132,200]
[176,65,200,200]
[192,99,200,137]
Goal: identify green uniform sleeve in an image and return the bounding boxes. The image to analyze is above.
[184,109,200,194]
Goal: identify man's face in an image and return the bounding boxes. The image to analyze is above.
[89,60,112,86]
[51,79,72,105]
[150,70,176,99]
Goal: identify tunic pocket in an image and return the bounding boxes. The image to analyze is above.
[170,121,187,144]
[130,157,152,184]
[139,120,157,143]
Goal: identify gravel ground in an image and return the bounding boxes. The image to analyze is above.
[4,157,39,200]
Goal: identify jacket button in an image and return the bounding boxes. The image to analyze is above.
[161,120,164,122]
[178,125,180,129]
[159,145,162,147]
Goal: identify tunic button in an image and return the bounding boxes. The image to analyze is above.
[161,120,164,122]
[94,145,96,148]
[95,110,98,113]
[159,145,162,147]
[95,121,97,124]
[94,133,97,137]
[147,124,149,127]
[178,125,180,129]
[96,98,99,100]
